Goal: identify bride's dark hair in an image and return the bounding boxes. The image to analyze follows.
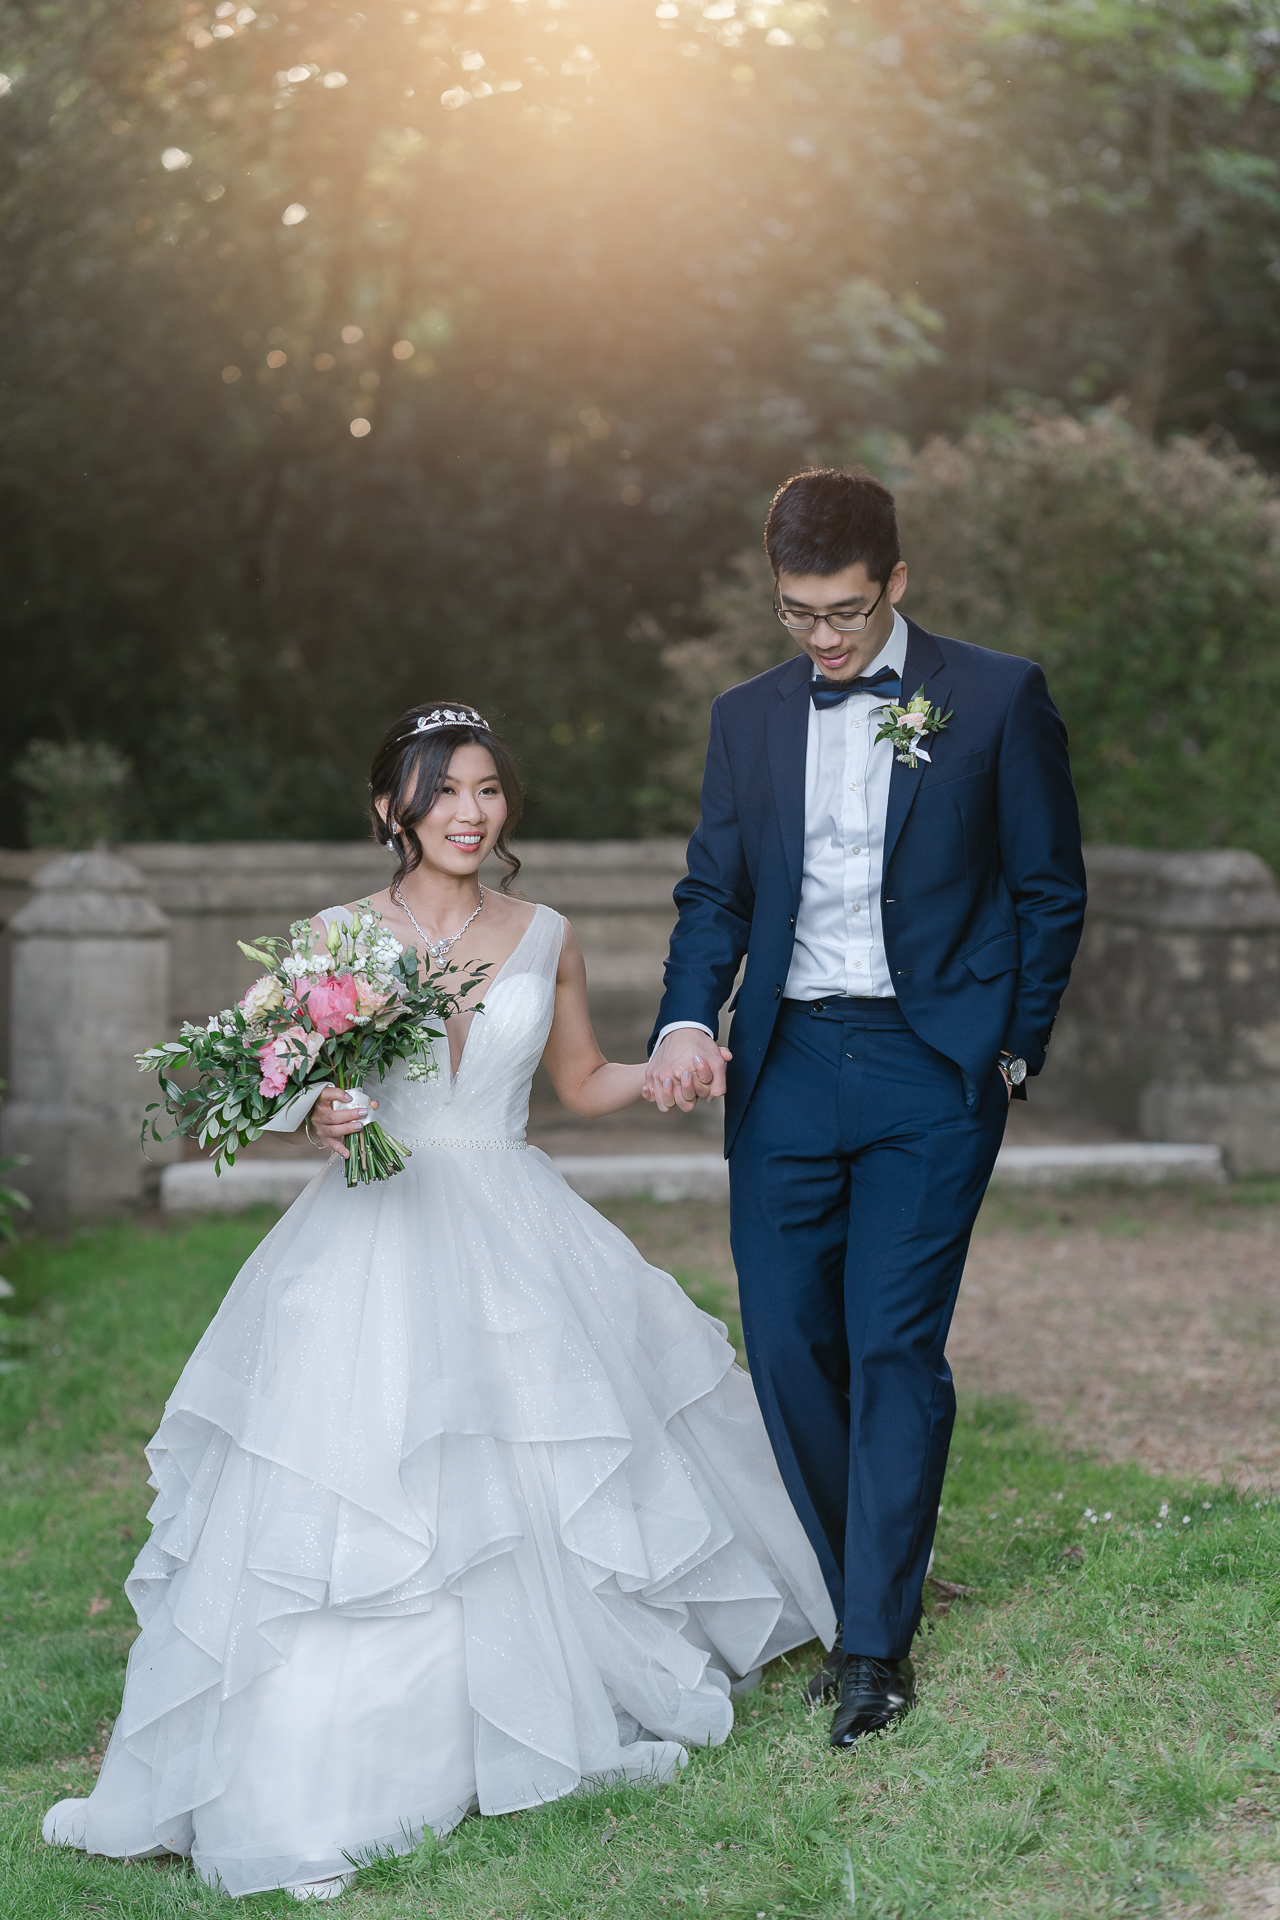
[369,703,524,894]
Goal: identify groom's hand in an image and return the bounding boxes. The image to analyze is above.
[643,1031,730,1113]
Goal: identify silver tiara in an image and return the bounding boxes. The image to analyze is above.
[400,706,488,742]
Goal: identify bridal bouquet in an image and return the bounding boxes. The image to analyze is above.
[138,904,485,1187]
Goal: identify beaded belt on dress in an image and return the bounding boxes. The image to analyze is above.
[403,1137,528,1150]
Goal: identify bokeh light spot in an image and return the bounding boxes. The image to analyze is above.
[314,352,336,371]
[285,65,312,83]
[441,87,471,109]
[161,148,193,171]
[620,483,643,505]
[322,71,349,88]
[392,340,415,360]
[221,365,241,383]
[281,203,308,225]
[350,417,372,437]
[266,349,287,367]
[341,325,364,344]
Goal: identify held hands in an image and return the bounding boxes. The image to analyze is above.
[642,1031,733,1114]
[308,1085,380,1158]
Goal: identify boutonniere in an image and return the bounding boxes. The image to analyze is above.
[873,687,953,769]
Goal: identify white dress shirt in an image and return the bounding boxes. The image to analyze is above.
[656,609,907,1046]
[782,608,906,1001]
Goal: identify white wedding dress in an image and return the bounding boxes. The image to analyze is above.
[45,904,834,1897]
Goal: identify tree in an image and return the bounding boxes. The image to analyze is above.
[3,0,1280,843]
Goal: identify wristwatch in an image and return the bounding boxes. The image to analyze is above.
[999,1051,1027,1088]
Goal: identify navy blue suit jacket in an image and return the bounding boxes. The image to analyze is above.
[650,619,1088,1154]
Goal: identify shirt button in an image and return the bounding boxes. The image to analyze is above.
[849,782,860,791]
[851,845,862,855]
[853,720,865,730]
[852,903,862,914]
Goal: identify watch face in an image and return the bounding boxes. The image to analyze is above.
[1008,1057,1027,1085]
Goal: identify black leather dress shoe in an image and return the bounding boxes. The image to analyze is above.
[829,1654,915,1748]
[805,1628,843,1705]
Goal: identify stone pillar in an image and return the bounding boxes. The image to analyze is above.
[0,853,171,1228]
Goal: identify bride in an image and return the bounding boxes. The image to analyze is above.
[43,702,834,1900]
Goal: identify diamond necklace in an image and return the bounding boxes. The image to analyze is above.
[392,880,485,964]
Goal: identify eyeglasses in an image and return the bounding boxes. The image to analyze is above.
[774,579,888,634]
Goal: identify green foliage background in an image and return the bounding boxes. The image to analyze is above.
[652,414,1280,864]
[4,0,1280,844]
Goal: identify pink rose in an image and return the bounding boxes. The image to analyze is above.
[299,973,360,1037]
[257,1025,322,1099]
[257,1038,292,1099]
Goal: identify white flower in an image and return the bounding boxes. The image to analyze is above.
[240,973,284,1019]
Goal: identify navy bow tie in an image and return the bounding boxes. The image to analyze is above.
[810,667,902,710]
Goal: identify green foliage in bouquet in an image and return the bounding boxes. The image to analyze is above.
[137,905,485,1187]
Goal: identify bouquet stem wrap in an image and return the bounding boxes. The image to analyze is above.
[331,1076,411,1188]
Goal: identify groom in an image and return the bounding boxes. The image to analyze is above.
[644,468,1086,1746]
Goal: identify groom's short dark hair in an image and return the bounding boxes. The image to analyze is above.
[764,467,901,582]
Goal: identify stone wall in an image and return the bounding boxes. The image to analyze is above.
[1044,847,1280,1174]
[0,838,690,1084]
[5,839,1280,1197]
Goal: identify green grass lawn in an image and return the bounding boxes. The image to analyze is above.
[1,1206,1278,1919]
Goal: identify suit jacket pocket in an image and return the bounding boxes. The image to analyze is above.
[961,929,1021,980]
[927,749,988,788]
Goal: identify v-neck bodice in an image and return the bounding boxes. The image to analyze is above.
[318,901,565,1148]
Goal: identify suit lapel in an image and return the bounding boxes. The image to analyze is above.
[766,653,811,902]
[883,621,949,875]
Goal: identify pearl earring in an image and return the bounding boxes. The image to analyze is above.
[385,822,398,853]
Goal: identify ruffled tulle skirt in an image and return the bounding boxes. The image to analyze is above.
[75,1145,834,1895]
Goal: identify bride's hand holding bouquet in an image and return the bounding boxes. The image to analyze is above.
[137,903,486,1186]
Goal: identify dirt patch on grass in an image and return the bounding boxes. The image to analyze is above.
[604,1187,1280,1488]
[951,1189,1280,1485]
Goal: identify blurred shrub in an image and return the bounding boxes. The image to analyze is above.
[13,740,132,850]
[0,1082,31,1337]
[900,412,1280,867]
[640,552,786,832]
[651,414,1280,869]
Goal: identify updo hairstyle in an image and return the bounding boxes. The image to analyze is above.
[368,703,524,893]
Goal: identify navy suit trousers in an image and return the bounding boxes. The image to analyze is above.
[728,997,1008,1660]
